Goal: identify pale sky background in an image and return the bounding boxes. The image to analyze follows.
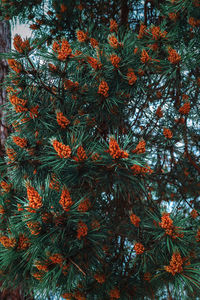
[11,22,32,45]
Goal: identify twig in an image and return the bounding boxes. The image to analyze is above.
[27,56,63,102]
[69,258,86,276]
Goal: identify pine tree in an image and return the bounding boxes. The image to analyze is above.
[0,0,200,299]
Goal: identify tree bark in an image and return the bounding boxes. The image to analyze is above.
[0,20,11,157]
[0,21,34,300]
[120,0,129,27]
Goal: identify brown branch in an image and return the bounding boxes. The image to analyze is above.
[27,57,63,102]
[69,258,86,276]
[183,123,200,174]
[186,152,200,174]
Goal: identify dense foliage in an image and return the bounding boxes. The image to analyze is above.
[0,0,200,299]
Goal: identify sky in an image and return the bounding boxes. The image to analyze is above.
[11,22,32,46]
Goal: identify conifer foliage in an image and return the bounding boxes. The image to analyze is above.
[0,0,200,299]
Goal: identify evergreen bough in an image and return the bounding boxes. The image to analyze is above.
[0,0,200,299]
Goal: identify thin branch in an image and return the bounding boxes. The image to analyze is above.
[69,258,86,276]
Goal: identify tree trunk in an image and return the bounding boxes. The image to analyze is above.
[120,0,129,27]
[0,20,11,157]
[0,21,34,300]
